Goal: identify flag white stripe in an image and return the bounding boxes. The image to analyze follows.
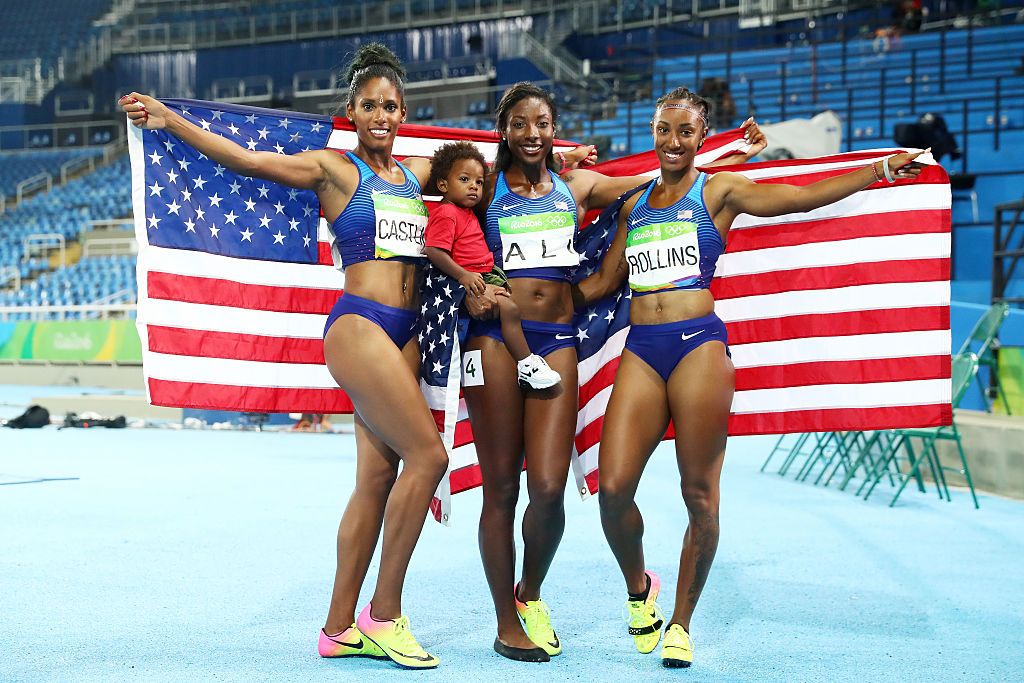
[143,350,338,387]
[715,233,950,278]
[577,327,629,385]
[731,329,951,368]
[139,297,327,338]
[577,384,614,432]
[731,184,950,230]
[450,443,479,470]
[716,281,950,322]
[140,245,345,290]
[576,443,599,483]
[732,378,951,413]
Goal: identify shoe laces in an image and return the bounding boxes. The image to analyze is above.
[623,598,663,627]
[522,600,555,639]
[392,616,427,656]
[664,624,693,649]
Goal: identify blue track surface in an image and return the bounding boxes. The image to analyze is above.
[1,389,1022,681]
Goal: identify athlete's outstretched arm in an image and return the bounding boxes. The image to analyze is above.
[119,93,332,191]
[713,149,926,218]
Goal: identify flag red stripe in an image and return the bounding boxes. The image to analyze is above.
[449,463,483,494]
[726,403,951,435]
[148,378,353,412]
[148,325,325,364]
[725,210,950,253]
[318,241,333,265]
[453,419,474,449]
[148,272,341,314]
[724,306,950,345]
[575,418,605,457]
[579,356,621,407]
[711,258,950,300]
[432,411,476,448]
[734,355,951,391]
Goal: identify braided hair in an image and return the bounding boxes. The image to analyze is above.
[342,43,406,109]
[654,86,712,132]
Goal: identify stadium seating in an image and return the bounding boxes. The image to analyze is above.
[0,0,111,65]
[0,255,136,316]
[0,156,131,280]
[0,149,105,200]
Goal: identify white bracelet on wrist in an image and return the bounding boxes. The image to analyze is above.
[881,155,896,183]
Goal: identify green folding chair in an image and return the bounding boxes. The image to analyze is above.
[957,303,1011,414]
[862,352,980,508]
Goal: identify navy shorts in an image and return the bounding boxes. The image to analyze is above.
[467,318,576,357]
[623,312,730,382]
[323,292,418,349]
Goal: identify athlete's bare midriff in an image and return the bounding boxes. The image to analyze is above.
[340,260,423,310]
[629,287,715,325]
[506,277,575,324]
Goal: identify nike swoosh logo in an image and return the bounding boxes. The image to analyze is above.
[502,204,522,211]
[680,329,705,341]
[380,644,435,662]
[630,219,641,226]
[555,334,573,340]
[326,635,366,650]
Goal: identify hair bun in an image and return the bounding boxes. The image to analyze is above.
[343,43,406,84]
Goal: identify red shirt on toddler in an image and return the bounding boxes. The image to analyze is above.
[424,203,494,273]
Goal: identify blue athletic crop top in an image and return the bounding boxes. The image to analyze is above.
[328,152,428,270]
[484,170,580,282]
[624,172,724,295]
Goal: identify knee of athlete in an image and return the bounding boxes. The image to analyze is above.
[483,478,520,510]
[360,466,399,495]
[598,481,633,516]
[409,445,449,483]
[680,482,720,518]
[530,480,566,514]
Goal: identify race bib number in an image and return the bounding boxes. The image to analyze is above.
[625,221,701,292]
[373,192,428,259]
[462,350,484,386]
[498,211,579,270]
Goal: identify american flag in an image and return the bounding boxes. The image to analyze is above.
[128,99,950,521]
[129,99,582,413]
[568,150,952,497]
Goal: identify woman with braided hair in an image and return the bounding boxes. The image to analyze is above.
[576,86,926,668]
[120,43,492,670]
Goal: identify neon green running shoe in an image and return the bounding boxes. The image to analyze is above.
[661,623,694,668]
[626,570,664,654]
[515,587,562,656]
[356,604,439,669]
